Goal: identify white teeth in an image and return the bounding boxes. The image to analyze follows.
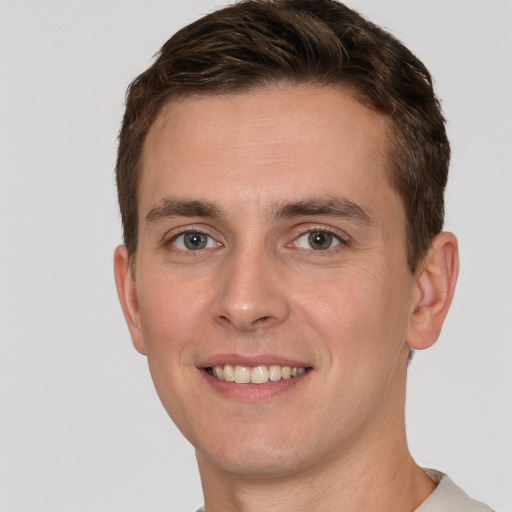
[234,365,251,384]
[251,365,269,384]
[209,364,307,384]
[269,365,282,382]
[213,365,224,379]
[223,364,235,382]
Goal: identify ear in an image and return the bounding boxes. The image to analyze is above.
[406,232,459,350]
[113,245,146,355]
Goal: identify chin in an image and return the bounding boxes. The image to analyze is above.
[193,422,325,479]
[200,444,308,478]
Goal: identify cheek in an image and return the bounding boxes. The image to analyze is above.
[299,262,411,365]
[136,273,210,433]
[138,271,210,349]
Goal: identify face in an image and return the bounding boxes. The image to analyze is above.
[118,84,420,478]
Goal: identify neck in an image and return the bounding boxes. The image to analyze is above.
[198,439,434,512]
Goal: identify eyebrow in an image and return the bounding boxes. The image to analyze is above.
[274,196,374,226]
[145,195,373,226]
[146,198,222,223]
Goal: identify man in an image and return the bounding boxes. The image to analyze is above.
[113,1,493,510]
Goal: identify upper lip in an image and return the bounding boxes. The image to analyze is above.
[198,353,312,369]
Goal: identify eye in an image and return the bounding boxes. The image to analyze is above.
[294,230,342,251]
[171,232,221,251]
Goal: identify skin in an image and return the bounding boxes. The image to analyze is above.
[114,84,458,512]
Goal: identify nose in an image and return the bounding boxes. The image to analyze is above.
[211,246,291,332]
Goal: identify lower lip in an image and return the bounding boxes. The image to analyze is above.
[201,370,310,401]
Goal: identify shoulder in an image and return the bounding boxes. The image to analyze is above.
[416,470,494,512]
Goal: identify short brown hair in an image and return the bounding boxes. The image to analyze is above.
[116,0,449,272]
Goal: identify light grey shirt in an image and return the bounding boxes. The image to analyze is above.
[416,469,494,512]
[195,470,494,511]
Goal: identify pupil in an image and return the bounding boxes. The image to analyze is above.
[185,233,206,250]
[309,231,332,250]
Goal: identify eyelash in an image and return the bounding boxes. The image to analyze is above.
[166,229,222,252]
[290,227,348,252]
[163,226,348,254]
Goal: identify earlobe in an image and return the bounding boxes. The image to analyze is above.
[406,232,459,350]
[113,245,146,355]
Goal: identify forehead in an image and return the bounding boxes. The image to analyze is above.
[139,84,394,219]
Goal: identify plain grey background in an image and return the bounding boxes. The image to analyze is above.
[1,1,510,510]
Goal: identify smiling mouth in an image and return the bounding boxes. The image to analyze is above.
[206,364,309,384]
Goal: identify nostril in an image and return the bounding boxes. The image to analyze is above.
[253,315,272,327]
[217,315,230,325]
